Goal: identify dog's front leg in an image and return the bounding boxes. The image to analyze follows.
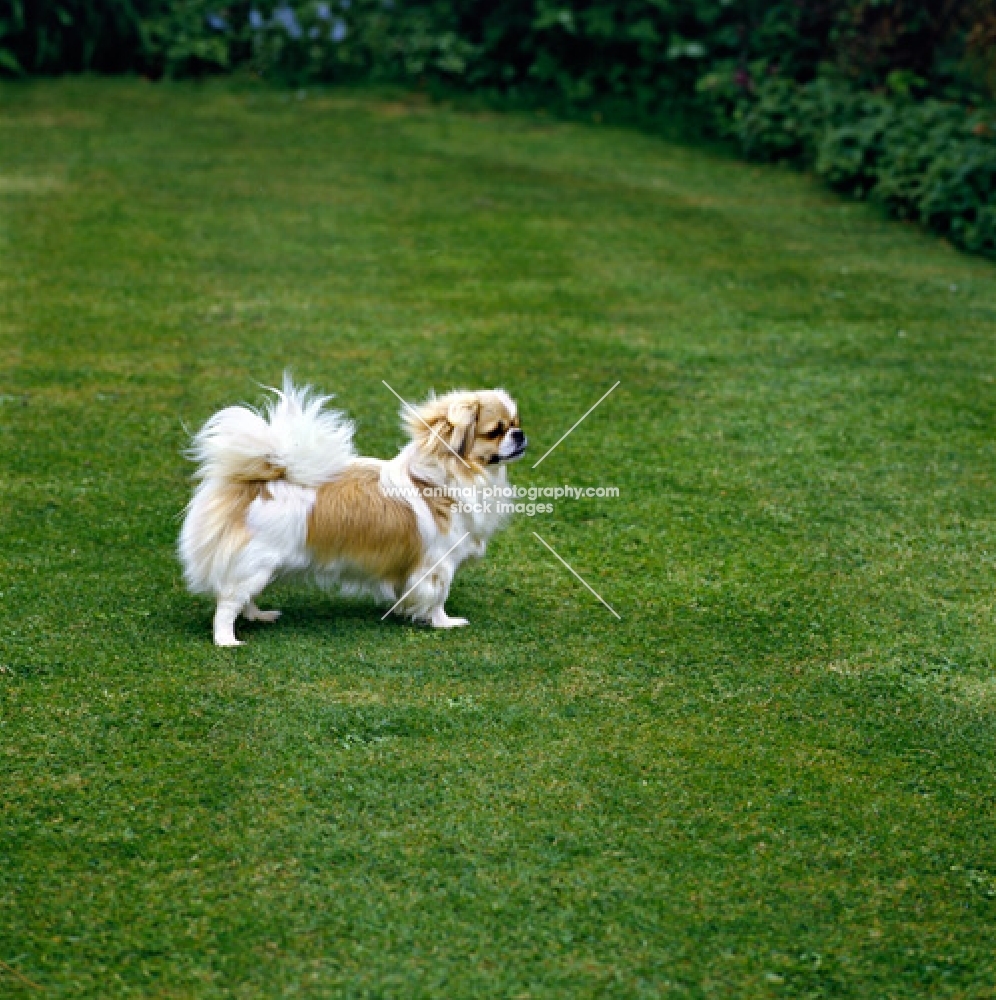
[430,607,469,628]
[401,564,468,628]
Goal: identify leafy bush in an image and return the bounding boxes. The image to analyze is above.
[3,1,992,99]
[0,0,151,74]
[731,74,996,256]
[1,0,994,257]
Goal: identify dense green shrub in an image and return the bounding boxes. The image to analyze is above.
[5,0,991,96]
[0,0,150,74]
[0,0,484,81]
[1,0,994,256]
[731,75,996,256]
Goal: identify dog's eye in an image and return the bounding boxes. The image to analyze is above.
[486,424,504,438]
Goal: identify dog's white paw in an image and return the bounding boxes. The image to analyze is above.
[245,607,281,623]
[430,609,469,629]
[215,636,244,647]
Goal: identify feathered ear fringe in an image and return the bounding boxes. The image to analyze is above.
[402,390,483,468]
[187,374,356,488]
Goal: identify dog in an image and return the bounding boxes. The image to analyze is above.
[179,377,527,645]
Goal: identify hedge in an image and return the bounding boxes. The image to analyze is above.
[2,0,994,256]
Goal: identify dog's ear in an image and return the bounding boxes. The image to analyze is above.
[446,397,480,457]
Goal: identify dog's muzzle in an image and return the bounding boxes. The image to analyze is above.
[492,430,528,464]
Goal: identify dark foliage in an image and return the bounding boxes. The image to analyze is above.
[733,76,996,255]
[1,0,993,255]
[4,0,992,97]
[0,0,149,74]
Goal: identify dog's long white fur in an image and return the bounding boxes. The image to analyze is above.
[187,375,356,488]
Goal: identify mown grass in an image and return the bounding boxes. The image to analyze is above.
[2,77,996,998]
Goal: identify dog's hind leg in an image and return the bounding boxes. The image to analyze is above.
[213,563,278,646]
[244,599,281,623]
[214,597,246,647]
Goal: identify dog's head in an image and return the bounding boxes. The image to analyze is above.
[403,389,527,472]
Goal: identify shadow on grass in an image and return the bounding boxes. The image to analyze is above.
[163,589,428,645]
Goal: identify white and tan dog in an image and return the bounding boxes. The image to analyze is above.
[179,378,527,645]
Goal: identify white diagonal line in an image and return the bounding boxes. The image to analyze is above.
[531,381,620,469]
[381,380,471,469]
[532,532,621,619]
[382,532,470,619]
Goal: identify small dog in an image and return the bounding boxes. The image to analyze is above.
[179,378,527,645]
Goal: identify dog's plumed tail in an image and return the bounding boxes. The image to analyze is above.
[179,376,355,598]
[187,374,355,488]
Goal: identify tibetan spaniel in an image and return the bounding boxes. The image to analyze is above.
[179,378,526,645]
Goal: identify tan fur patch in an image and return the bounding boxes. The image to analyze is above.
[218,481,270,528]
[197,481,270,562]
[307,465,422,585]
[410,474,455,532]
[226,458,286,484]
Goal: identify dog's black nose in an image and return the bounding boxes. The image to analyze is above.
[512,429,526,445]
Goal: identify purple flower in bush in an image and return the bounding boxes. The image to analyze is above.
[273,4,303,38]
[330,17,348,41]
[340,0,351,9]
[248,8,265,29]
[315,2,331,19]
[205,11,229,31]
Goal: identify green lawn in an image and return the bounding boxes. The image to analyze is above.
[2,78,996,999]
